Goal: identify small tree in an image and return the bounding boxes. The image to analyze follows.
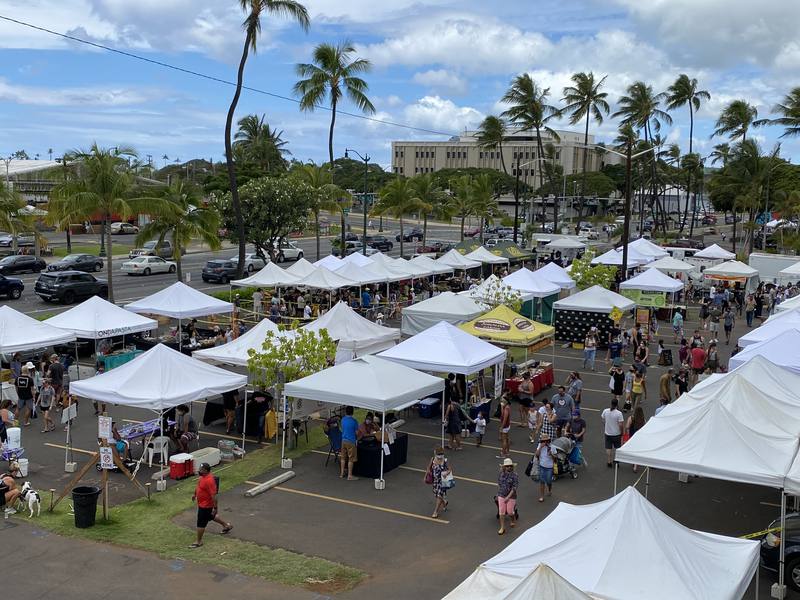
[569,252,618,290]
[247,328,337,390]
[476,278,523,312]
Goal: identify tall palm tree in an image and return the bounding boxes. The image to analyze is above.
[372,178,425,257]
[0,185,28,248]
[711,100,760,142]
[447,175,477,241]
[665,74,711,233]
[710,143,731,167]
[234,114,291,172]
[225,1,310,279]
[293,162,347,260]
[470,174,502,243]
[754,87,800,138]
[162,154,169,168]
[134,180,220,281]
[561,72,610,230]
[409,173,445,249]
[475,116,509,175]
[501,74,561,229]
[50,144,159,302]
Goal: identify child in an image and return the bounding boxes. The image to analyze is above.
[527,404,539,442]
[656,339,666,365]
[473,411,486,447]
[38,378,55,433]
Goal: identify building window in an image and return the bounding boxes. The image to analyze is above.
[525,151,530,159]
[394,150,398,158]
[415,151,419,158]
[393,167,398,173]
[400,151,404,158]
[446,151,450,158]
[415,167,419,173]
[399,167,403,174]
[555,152,561,160]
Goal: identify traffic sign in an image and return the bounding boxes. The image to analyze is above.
[99,447,114,470]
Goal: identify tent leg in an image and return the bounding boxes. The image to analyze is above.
[644,466,650,499]
[377,410,386,490]
[241,388,247,451]
[74,342,80,380]
[613,461,619,495]
[755,567,759,599]
[159,410,165,488]
[779,489,787,596]
[280,393,289,468]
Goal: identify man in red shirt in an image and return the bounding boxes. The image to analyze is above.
[689,344,707,387]
[190,463,232,548]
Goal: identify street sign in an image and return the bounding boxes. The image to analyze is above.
[99,447,114,470]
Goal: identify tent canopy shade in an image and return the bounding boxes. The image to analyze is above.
[436,248,482,270]
[775,294,800,313]
[502,268,561,299]
[0,305,76,353]
[400,292,486,336]
[125,281,233,319]
[230,261,301,288]
[70,343,247,410]
[283,355,444,413]
[642,256,697,274]
[192,318,284,367]
[333,261,391,285]
[313,255,343,270]
[534,262,576,289]
[302,301,400,355]
[693,243,735,260]
[738,317,800,347]
[728,328,800,372]
[465,246,510,264]
[338,252,374,268]
[410,255,455,275]
[619,268,684,293]
[286,257,317,278]
[45,296,157,339]
[618,237,668,259]
[702,260,758,278]
[379,320,506,375]
[444,564,591,600]
[544,237,586,250]
[553,285,635,314]
[293,266,357,291]
[389,257,434,278]
[459,305,554,347]
[590,248,645,267]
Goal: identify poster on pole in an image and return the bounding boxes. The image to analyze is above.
[494,364,504,399]
[99,447,114,470]
[98,416,112,441]
[61,403,78,425]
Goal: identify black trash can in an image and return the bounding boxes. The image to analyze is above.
[72,486,101,528]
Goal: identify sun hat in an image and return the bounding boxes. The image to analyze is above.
[24,362,35,370]
[501,457,516,467]
[540,433,551,442]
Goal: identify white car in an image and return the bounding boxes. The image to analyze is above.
[110,222,139,235]
[121,256,177,276]
[230,253,267,273]
[274,240,304,262]
[578,227,599,240]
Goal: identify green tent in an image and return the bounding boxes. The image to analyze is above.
[521,295,558,325]
[454,239,481,254]
[489,240,533,262]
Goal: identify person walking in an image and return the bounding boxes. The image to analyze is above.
[744,295,755,327]
[674,368,689,398]
[536,400,557,444]
[38,378,55,433]
[496,457,519,535]
[252,288,263,319]
[429,447,452,519]
[497,396,512,458]
[689,343,706,387]
[190,463,232,548]
[623,366,635,411]
[723,307,735,345]
[565,371,583,405]
[535,433,557,502]
[601,399,624,468]
[609,364,625,402]
[583,328,598,371]
[517,372,534,425]
[705,342,720,373]
[672,309,684,343]
[339,406,359,480]
[15,363,35,427]
[443,397,463,451]
[624,406,646,472]
[630,370,646,412]
[659,368,673,404]
[551,386,574,437]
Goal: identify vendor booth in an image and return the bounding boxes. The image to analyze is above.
[286,257,317,278]
[338,252,374,268]
[313,254,343,270]
[534,261,576,291]
[410,255,456,276]
[728,328,800,372]
[544,237,586,252]
[778,261,800,285]
[389,257,435,279]
[590,248,648,267]
[0,305,77,354]
[642,255,697,275]
[688,243,735,271]
[293,266,357,294]
[230,261,301,288]
[618,237,668,260]
[447,564,591,600]
[502,268,560,324]
[702,260,759,293]
[775,293,800,314]
[619,268,684,316]
[437,248,482,270]
[400,291,486,336]
[488,240,533,262]
[738,312,800,347]
[446,486,759,600]
[283,355,443,487]
[454,238,481,255]
[465,246,510,265]
[552,285,635,345]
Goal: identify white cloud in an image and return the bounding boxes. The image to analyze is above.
[0,78,157,106]
[412,69,468,95]
[402,95,483,134]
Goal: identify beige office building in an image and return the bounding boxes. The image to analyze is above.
[391,128,621,188]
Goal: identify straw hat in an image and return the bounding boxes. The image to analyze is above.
[540,433,551,442]
[500,457,516,467]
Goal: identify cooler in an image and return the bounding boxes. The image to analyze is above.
[418,397,441,418]
[169,453,194,480]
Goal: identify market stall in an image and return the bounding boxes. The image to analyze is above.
[642,255,697,275]
[400,291,486,336]
[465,246,510,265]
[446,564,590,600]
[702,260,759,293]
[313,254,343,270]
[410,254,456,276]
[775,293,800,314]
[738,312,800,347]
[534,261,576,291]
[283,355,444,487]
[590,248,648,267]
[286,257,317,278]
[447,486,759,600]
[230,261,301,288]
[293,266,358,299]
[618,237,668,260]
[552,285,635,345]
[619,268,684,317]
[489,240,533,263]
[437,248,482,270]
[502,268,561,324]
[338,252,375,268]
[688,243,735,271]
[728,328,800,371]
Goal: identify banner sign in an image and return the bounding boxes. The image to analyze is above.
[621,289,667,308]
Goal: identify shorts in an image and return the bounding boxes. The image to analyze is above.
[497,496,516,516]
[17,396,34,410]
[709,322,719,332]
[341,441,357,462]
[724,325,732,333]
[693,367,704,375]
[555,418,569,430]
[604,434,622,449]
[518,395,533,408]
[197,506,215,528]
[538,466,554,485]
[672,325,681,334]
[115,440,127,454]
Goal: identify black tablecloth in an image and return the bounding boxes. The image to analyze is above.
[202,399,225,426]
[353,432,408,478]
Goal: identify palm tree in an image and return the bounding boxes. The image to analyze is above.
[501,74,561,229]
[754,87,800,138]
[234,114,291,172]
[710,143,731,167]
[561,72,610,230]
[293,162,347,260]
[409,173,445,249]
[475,116,509,175]
[294,41,374,252]
[447,175,477,241]
[372,178,425,257]
[49,144,159,302]
[134,180,220,281]
[665,74,711,233]
[0,185,29,250]
[470,174,502,242]
[224,1,310,279]
[162,154,169,168]
[712,100,760,142]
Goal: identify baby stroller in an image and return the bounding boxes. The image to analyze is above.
[551,437,579,480]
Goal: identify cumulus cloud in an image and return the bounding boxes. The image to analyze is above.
[0,78,158,106]
[412,69,468,95]
[402,95,483,134]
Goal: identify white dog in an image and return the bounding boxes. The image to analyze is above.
[19,482,41,518]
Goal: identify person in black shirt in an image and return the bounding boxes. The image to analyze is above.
[15,363,35,426]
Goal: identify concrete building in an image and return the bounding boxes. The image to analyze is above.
[391,128,623,187]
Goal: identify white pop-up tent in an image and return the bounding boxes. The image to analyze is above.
[410,254,455,275]
[284,354,444,485]
[45,295,157,339]
[618,237,668,260]
[302,301,400,361]
[466,275,504,303]
[703,260,758,281]
[778,261,800,284]
[590,248,646,267]
[230,261,301,288]
[619,268,684,293]
[738,314,800,347]
[379,320,506,375]
[642,255,697,274]
[728,328,800,372]
[192,318,282,367]
[294,266,357,292]
[502,268,561,299]
[535,262,576,290]
[775,294,800,314]
[389,257,434,278]
[450,486,758,600]
[446,563,591,600]
[313,254,343,270]
[553,285,635,314]
[333,261,391,285]
[552,286,635,345]
[338,252,374,268]
[465,246,510,265]
[544,237,586,251]
[125,282,233,320]
[400,291,486,336]
[693,243,735,260]
[437,248,481,270]
[286,257,317,278]
[0,305,77,353]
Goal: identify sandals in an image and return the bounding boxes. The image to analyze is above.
[497,528,505,535]
[221,525,233,534]
[189,542,203,548]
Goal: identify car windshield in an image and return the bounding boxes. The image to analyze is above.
[0,256,16,264]
[143,241,157,249]
[62,255,82,261]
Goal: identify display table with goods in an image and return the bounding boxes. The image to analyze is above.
[353,431,408,478]
[505,362,554,395]
[96,348,144,371]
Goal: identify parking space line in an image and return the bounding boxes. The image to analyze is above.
[44,442,96,456]
[272,485,450,524]
[401,430,532,456]
[121,418,264,445]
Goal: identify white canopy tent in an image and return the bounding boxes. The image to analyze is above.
[313,254,343,270]
[534,262,576,290]
[552,285,635,314]
[45,295,157,339]
[693,243,735,260]
[590,248,646,267]
[334,261,391,285]
[502,268,560,299]
[293,266,357,292]
[445,564,591,600]
[230,261,301,288]
[369,252,399,267]
[283,355,444,485]
[619,268,684,293]
[465,246,510,265]
[338,252,374,268]
[0,305,76,353]
[451,486,758,600]
[703,260,759,293]
[619,237,668,259]
[400,292,486,336]
[192,318,282,367]
[410,254,455,275]
[389,257,434,278]
[728,329,800,372]
[642,255,697,274]
[738,316,800,347]
[286,257,317,278]
[775,294,800,313]
[379,320,506,375]
[778,261,800,283]
[544,237,586,250]
[302,301,400,361]
[436,248,481,270]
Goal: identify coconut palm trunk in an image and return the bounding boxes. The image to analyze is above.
[104,214,114,302]
[314,209,322,260]
[173,231,184,281]
[574,112,591,232]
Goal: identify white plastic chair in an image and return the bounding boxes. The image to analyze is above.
[147,436,170,468]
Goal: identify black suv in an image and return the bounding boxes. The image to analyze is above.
[35,271,108,304]
[395,227,423,242]
[47,253,103,273]
[0,255,46,275]
[761,513,800,591]
[202,260,238,284]
[0,275,24,299]
[363,235,394,252]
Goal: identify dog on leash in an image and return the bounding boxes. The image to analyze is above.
[19,482,41,518]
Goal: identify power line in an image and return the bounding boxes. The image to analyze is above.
[0,13,458,138]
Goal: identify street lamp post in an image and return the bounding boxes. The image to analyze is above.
[345,149,370,256]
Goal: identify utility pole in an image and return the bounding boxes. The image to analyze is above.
[621,141,633,279]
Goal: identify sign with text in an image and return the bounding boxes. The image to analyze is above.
[99,447,114,470]
[98,416,112,441]
[621,289,667,308]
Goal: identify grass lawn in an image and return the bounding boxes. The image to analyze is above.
[30,426,364,593]
[51,243,133,258]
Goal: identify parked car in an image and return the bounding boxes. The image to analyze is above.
[202,260,238,283]
[0,232,35,247]
[339,241,378,256]
[761,513,800,591]
[578,227,599,240]
[415,241,451,254]
[484,238,501,248]
[230,253,267,273]
[34,271,108,304]
[669,238,705,250]
[0,275,23,299]
[701,214,717,226]
[0,254,46,275]
[463,226,482,238]
[362,235,394,252]
[121,256,176,276]
[395,227,424,242]
[273,240,304,262]
[496,226,515,238]
[47,253,103,273]
[110,222,139,235]
[129,240,182,259]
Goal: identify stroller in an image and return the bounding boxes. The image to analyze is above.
[551,437,579,480]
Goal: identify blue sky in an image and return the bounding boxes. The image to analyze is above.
[1,0,799,168]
